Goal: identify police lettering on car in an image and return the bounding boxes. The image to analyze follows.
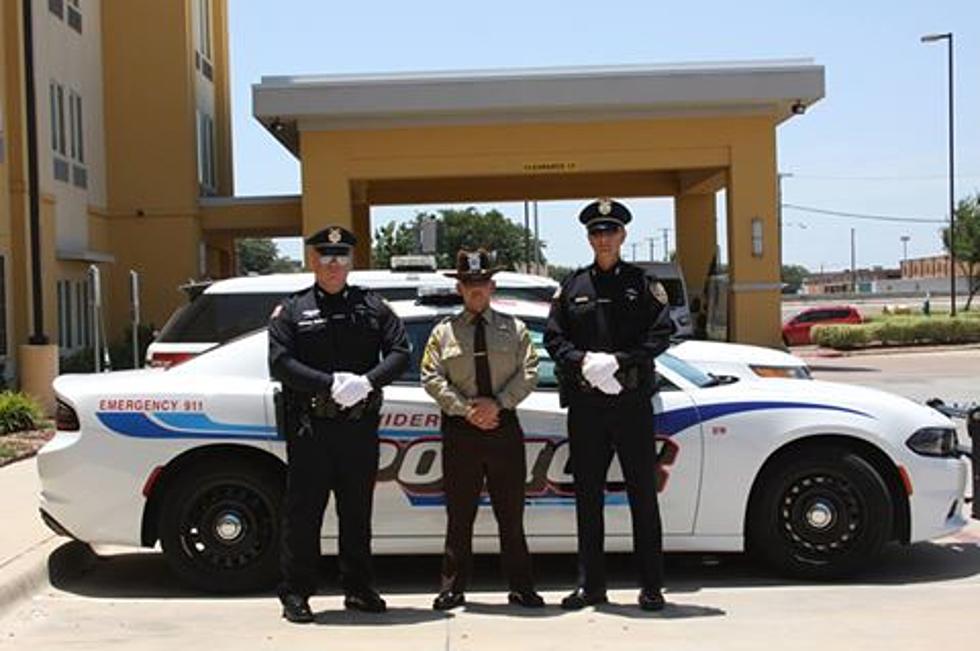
[268,225,409,623]
[544,198,673,612]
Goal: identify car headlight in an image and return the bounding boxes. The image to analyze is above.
[906,427,959,458]
[749,365,811,379]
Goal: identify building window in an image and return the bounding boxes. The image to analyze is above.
[196,110,216,194]
[68,91,86,188]
[50,81,70,182]
[48,0,64,20]
[66,0,82,33]
[195,0,214,81]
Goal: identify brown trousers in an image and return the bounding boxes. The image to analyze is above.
[439,410,534,593]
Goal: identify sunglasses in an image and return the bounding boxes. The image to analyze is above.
[319,254,352,266]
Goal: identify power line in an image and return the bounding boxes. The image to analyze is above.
[782,203,946,224]
[788,173,980,182]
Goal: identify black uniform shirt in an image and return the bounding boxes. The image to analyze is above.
[544,260,672,397]
[268,284,410,394]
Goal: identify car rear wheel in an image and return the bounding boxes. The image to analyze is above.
[159,459,283,593]
[747,445,892,579]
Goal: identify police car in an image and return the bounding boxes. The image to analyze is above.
[39,298,968,593]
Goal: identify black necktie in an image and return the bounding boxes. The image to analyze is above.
[473,315,493,397]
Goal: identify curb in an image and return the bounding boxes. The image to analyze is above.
[0,537,97,620]
[798,342,980,359]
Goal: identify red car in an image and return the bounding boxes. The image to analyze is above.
[782,305,863,346]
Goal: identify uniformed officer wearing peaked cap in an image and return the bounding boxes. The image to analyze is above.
[544,199,673,611]
[421,249,544,611]
[269,224,410,623]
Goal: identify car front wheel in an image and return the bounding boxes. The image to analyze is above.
[747,445,893,579]
[159,459,283,593]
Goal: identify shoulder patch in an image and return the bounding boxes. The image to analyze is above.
[650,281,669,305]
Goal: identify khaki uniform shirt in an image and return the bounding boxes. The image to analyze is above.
[421,307,538,416]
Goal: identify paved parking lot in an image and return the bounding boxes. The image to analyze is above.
[2,348,977,650]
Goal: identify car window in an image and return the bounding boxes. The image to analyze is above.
[396,316,558,390]
[156,293,287,343]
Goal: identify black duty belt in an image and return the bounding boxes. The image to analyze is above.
[308,391,380,421]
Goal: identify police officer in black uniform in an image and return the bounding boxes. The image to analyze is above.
[544,199,673,612]
[269,225,410,623]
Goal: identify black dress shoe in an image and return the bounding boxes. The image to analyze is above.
[432,590,465,611]
[344,588,387,613]
[638,588,666,611]
[281,594,314,623]
[560,587,608,610]
[507,590,545,608]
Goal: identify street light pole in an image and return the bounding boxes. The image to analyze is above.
[900,235,910,273]
[921,32,956,316]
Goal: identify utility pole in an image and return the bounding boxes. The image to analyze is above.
[523,201,530,273]
[661,229,670,261]
[631,242,639,261]
[533,201,541,275]
[850,228,857,293]
[900,235,910,274]
[645,237,656,261]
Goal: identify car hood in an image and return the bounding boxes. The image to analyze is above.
[695,376,954,437]
[672,340,805,368]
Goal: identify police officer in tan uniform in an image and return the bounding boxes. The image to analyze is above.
[421,249,544,611]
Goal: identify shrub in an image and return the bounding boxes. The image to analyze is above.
[59,323,157,374]
[0,391,43,434]
[811,324,872,350]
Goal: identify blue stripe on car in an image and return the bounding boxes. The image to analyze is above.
[95,401,871,441]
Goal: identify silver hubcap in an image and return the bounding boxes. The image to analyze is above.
[805,501,835,529]
[214,512,244,542]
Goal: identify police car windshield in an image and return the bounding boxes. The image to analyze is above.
[655,352,715,388]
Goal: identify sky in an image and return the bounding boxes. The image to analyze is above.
[226,0,979,273]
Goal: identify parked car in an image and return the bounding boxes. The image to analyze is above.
[41,298,967,592]
[782,305,863,346]
[145,270,558,367]
[634,261,694,338]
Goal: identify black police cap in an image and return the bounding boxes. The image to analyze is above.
[304,225,357,253]
[578,198,632,232]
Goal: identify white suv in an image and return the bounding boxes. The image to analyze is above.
[146,270,558,367]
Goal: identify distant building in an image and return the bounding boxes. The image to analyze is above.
[801,267,900,295]
[802,254,974,296]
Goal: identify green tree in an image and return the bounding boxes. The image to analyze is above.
[236,238,301,275]
[371,208,546,270]
[781,264,810,294]
[371,221,419,268]
[942,192,980,310]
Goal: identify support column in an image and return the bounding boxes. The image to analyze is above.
[674,193,717,318]
[300,136,352,267]
[351,201,371,269]
[726,133,781,347]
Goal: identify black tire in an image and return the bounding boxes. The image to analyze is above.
[747,445,893,579]
[159,459,283,593]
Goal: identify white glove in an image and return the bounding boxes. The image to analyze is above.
[332,373,373,409]
[595,374,623,395]
[581,352,619,387]
[330,372,355,402]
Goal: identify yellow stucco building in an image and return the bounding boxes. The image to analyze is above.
[1,0,823,408]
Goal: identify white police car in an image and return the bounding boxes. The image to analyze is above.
[39,299,968,592]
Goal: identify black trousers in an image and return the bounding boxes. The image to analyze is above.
[440,411,534,593]
[278,414,380,600]
[567,395,663,593]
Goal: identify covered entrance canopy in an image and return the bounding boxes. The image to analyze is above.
[252,60,824,346]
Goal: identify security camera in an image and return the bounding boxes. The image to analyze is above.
[791,100,806,115]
